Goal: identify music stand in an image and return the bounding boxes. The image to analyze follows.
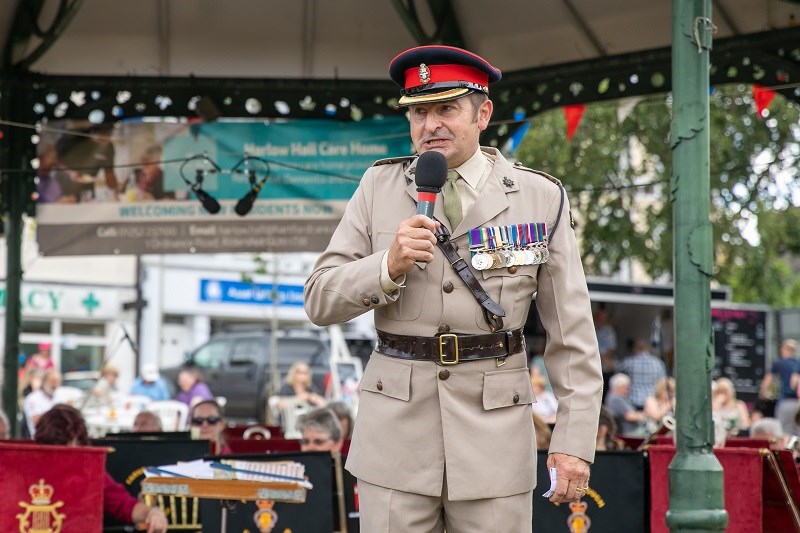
[141,477,309,532]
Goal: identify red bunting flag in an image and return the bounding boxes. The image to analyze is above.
[752,84,776,117]
[564,104,586,140]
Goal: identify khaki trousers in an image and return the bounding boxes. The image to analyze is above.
[357,478,533,533]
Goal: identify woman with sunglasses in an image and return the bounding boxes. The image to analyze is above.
[190,399,231,455]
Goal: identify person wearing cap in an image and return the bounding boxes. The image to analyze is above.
[24,342,56,372]
[305,45,601,531]
[129,363,171,402]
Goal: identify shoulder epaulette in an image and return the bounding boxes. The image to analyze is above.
[512,161,562,187]
[512,161,567,238]
[372,155,416,167]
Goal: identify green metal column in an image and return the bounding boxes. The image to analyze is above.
[0,76,25,437]
[665,1,728,531]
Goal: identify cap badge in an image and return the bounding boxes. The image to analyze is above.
[418,63,431,84]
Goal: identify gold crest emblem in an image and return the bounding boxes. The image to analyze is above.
[16,478,66,533]
[253,499,279,533]
[418,63,431,84]
[567,500,592,533]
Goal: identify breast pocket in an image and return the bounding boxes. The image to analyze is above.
[482,367,534,411]
[359,354,412,402]
[474,263,539,331]
[375,231,429,321]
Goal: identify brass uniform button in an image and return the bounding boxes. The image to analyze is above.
[437,324,451,333]
[438,369,450,380]
[507,266,518,274]
[443,281,454,293]
[513,393,520,404]
[371,295,380,304]
[376,380,383,391]
[362,298,370,306]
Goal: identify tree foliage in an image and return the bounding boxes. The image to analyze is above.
[514,84,800,306]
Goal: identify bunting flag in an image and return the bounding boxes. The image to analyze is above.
[564,104,586,140]
[752,84,776,117]
[507,110,531,153]
[616,97,644,124]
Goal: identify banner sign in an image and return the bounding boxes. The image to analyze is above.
[199,278,305,307]
[36,118,410,256]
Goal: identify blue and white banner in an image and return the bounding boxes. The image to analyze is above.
[200,279,304,307]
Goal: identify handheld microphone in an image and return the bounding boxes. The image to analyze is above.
[234,182,265,216]
[415,151,448,218]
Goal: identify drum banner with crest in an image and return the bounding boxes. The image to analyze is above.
[0,442,105,533]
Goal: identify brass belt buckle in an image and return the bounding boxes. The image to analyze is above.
[439,333,459,365]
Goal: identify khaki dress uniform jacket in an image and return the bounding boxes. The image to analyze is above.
[304,147,602,501]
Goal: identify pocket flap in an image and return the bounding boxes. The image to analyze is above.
[360,355,412,401]
[481,263,538,279]
[482,368,534,410]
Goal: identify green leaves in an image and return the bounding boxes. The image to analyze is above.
[514,85,800,306]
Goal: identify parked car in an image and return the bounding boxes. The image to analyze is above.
[161,329,343,422]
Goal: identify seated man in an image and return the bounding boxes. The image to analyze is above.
[130,364,171,402]
[750,417,789,450]
[297,408,343,453]
[133,411,163,433]
[23,369,62,437]
[604,373,647,436]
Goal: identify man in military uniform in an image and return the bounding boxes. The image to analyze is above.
[304,45,602,532]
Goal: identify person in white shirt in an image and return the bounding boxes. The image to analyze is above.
[23,369,62,436]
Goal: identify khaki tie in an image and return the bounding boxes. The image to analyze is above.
[443,169,463,228]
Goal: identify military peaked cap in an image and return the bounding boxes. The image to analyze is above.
[388,45,502,106]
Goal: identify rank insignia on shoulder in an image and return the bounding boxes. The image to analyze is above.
[372,155,415,168]
[569,211,576,229]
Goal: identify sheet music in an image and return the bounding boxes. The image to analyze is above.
[144,459,216,479]
[144,458,312,489]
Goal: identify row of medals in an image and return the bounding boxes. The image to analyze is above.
[471,242,550,270]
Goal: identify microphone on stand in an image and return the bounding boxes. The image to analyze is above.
[414,151,448,218]
[234,181,265,216]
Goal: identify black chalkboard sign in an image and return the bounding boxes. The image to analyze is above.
[711,306,768,405]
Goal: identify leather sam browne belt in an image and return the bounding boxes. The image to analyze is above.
[376,328,525,366]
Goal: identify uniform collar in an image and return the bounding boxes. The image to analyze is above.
[403,147,518,237]
[451,147,487,189]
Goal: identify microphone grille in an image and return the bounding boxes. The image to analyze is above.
[414,151,448,190]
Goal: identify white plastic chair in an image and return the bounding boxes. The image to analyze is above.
[243,425,272,440]
[147,400,190,431]
[268,396,311,439]
[115,394,153,413]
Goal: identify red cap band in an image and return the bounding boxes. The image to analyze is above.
[404,64,489,91]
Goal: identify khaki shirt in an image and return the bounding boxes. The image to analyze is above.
[304,147,602,500]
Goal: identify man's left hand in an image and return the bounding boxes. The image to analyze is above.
[546,453,591,503]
